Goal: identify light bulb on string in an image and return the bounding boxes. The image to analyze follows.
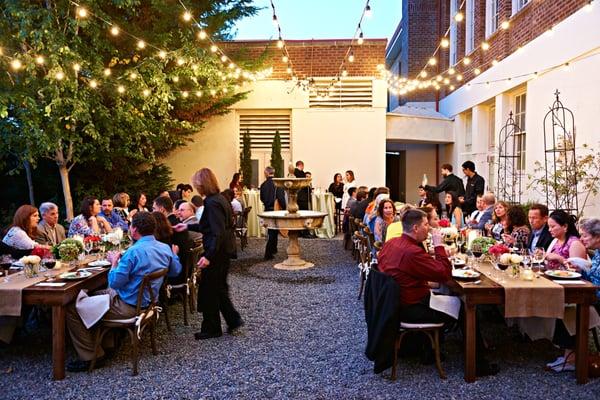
[282,55,289,63]
[492,59,499,66]
[272,14,278,27]
[436,75,443,82]
[365,4,372,18]
[454,12,464,22]
[222,87,228,94]
[110,26,120,36]
[220,55,228,62]
[103,68,111,76]
[449,85,455,90]
[35,56,45,65]
[11,59,22,70]
[55,71,65,80]
[463,57,471,66]
[481,42,490,51]
[456,74,463,81]
[474,68,481,75]
[182,91,189,98]
[428,57,437,66]
[182,11,192,22]
[72,63,81,72]
[420,71,428,78]
[177,58,185,65]
[228,63,235,69]
[89,80,98,88]
[198,30,207,40]
[210,45,218,53]
[443,78,450,84]
[544,28,554,37]
[137,40,146,49]
[357,31,364,45]
[501,21,510,30]
[348,52,355,63]
[173,76,179,82]
[210,89,217,96]
[342,69,348,77]
[142,89,150,97]
[195,91,202,97]
[277,38,284,48]
[117,85,125,94]
[158,50,167,59]
[448,68,455,75]
[441,38,449,48]
[130,72,137,80]
[585,1,594,11]
[563,62,571,71]
[76,7,88,18]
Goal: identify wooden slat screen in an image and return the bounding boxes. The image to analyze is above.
[309,78,373,108]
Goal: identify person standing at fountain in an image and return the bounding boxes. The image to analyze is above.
[260,166,286,260]
[175,168,243,340]
[294,160,314,238]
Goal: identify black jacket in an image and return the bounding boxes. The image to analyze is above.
[527,224,554,251]
[260,177,286,211]
[463,173,485,215]
[425,173,465,197]
[364,269,400,374]
[294,168,310,209]
[188,193,234,262]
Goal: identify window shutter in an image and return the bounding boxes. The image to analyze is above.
[239,114,291,150]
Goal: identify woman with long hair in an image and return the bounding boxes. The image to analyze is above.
[486,201,509,240]
[175,167,242,340]
[328,173,345,211]
[443,191,464,229]
[129,192,148,218]
[544,210,587,270]
[152,211,174,246]
[2,205,49,250]
[501,205,531,249]
[374,199,399,243]
[68,197,112,237]
[229,172,243,192]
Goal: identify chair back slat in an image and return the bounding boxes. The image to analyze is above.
[135,268,169,314]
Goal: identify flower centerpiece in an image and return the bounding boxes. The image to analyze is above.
[55,238,84,263]
[102,228,124,251]
[470,236,497,257]
[31,246,53,260]
[438,219,459,245]
[20,255,41,278]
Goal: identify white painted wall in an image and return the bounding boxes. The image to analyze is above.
[163,78,388,192]
[439,5,600,216]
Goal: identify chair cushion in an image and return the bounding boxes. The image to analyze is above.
[400,322,444,329]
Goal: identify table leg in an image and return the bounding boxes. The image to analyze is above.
[464,303,477,383]
[52,306,66,380]
[575,304,589,384]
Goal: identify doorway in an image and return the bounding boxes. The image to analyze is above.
[386,151,406,202]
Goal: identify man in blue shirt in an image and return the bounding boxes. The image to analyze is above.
[99,198,129,231]
[65,211,181,372]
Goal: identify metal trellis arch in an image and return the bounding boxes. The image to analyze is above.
[497,111,523,204]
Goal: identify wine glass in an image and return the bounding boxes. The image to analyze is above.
[84,241,93,259]
[533,247,546,273]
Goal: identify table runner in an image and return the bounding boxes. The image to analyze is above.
[0,259,95,317]
[476,262,565,318]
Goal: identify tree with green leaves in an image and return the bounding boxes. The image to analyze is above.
[270,130,284,178]
[0,0,259,219]
[240,129,252,188]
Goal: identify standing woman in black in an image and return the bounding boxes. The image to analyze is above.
[177,168,242,340]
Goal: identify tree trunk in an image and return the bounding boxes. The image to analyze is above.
[23,160,35,205]
[58,163,74,221]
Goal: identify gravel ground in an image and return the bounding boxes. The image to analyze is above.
[1,237,600,399]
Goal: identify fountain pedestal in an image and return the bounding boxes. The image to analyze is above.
[257,177,327,270]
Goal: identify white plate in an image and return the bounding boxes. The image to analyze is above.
[88,260,111,268]
[59,271,92,280]
[452,269,481,279]
[544,270,582,280]
[11,260,24,267]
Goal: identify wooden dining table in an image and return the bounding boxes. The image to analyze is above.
[452,271,598,384]
[21,267,109,380]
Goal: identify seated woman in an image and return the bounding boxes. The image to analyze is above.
[546,218,600,372]
[328,173,345,211]
[112,192,130,222]
[486,201,509,240]
[443,191,464,229]
[2,205,49,251]
[544,210,586,270]
[128,192,148,219]
[152,211,174,246]
[68,197,112,237]
[501,205,531,249]
[373,199,399,243]
[363,192,390,233]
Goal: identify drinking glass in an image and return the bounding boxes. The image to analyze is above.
[84,241,93,257]
[533,247,546,273]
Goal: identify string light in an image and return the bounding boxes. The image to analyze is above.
[481,41,490,51]
[177,58,185,65]
[492,59,499,66]
[463,57,471,65]
[277,38,284,49]
[428,57,437,66]
[195,90,202,97]
[365,3,372,18]
[172,76,179,82]
[76,7,88,18]
[158,50,167,59]
[474,68,481,75]
[282,55,289,63]
[10,59,22,70]
[585,1,594,11]
[142,89,150,97]
[35,56,45,65]
[182,90,189,97]
[220,55,227,62]
[72,63,81,72]
[182,11,192,22]
[117,85,125,94]
[210,45,218,53]
[137,40,146,49]
[110,26,119,36]
[89,79,98,88]
[441,38,449,48]
[348,51,355,63]
[501,21,510,30]
[197,30,207,40]
[454,12,464,22]
[357,31,364,45]
[55,71,65,80]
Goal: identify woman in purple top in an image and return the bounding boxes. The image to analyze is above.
[544,210,587,270]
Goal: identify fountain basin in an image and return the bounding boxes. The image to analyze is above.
[258,210,327,230]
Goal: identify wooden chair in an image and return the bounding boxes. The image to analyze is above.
[162,244,203,329]
[235,206,252,251]
[89,268,168,375]
[391,321,447,380]
[354,231,372,300]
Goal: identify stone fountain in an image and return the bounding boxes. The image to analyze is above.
[258,175,327,270]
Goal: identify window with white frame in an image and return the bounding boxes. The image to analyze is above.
[488,105,496,149]
[513,92,527,171]
[488,105,496,191]
[466,0,475,54]
[465,111,473,153]
[512,0,529,15]
[486,0,500,37]
[450,0,458,66]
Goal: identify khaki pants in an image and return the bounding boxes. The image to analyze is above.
[66,288,137,361]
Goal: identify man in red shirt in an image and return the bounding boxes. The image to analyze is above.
[378,208,498,376]
[379,209,453,323]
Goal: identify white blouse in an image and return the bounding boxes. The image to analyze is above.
[2,226,37,250]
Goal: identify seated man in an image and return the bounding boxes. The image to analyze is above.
[98,198,129,231]
[36,202,67,246]
[468,192,496,230]
[378,208,497,376]
[178,201,199,225]
[65,212,181,372]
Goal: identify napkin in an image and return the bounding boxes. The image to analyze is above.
[35,282,67,287]
[567,257,592,272]
[553,280,587,285]
[429,291,461,320]
[75,289,110,329]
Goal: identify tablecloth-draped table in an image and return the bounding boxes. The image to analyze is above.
[242,190,336,239]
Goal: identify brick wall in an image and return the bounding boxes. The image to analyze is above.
[219,39,387,80]
[444,0,590,96]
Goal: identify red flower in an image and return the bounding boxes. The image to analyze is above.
[438,219,451,228]
[31,247,52,259]
[488,244,511,256]
[84,235,101,243]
